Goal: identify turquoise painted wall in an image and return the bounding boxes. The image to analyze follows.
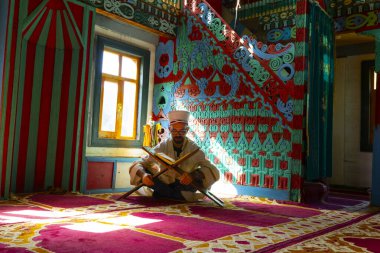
[152,1,303,201]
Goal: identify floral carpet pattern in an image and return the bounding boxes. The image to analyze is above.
[0,192,379,253]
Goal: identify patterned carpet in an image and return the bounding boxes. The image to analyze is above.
[0,192,379,252]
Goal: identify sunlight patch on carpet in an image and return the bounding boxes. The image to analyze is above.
[103,214,163,226]
[6,209,82,218]
[210,182,238,198]
[0,214,33,224]
[63,222,124,233]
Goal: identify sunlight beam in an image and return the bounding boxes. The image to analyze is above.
[103,215,163,227]
[63,222,124,233]
[6,210,83,218]
[62,215,163,233]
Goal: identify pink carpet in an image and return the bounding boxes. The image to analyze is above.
[28,194,113,208]
[34,224,184,253]
[188,206,291,226]
[230,201,322,218]
[0,204,49,225]
[114,195,183,207]
[345,238,380,253]
[0,192,378,252]
[133,211,248,240]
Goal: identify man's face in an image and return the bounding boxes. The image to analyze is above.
[169,122,189,145]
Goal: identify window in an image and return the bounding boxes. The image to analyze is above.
[92,36,150,147]
[99,49,139,139]
[361,60,377,152]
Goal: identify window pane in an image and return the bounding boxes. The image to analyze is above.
[374,72,377,90]
[121,81,137,137]
[370,69,376,145]
[122,56,138,80]
[102,51,119,76]
[101,81,118,132]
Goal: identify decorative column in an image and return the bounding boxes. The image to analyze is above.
[373,38,380,206]
[363,29,380,206]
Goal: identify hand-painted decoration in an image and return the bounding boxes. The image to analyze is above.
[327,0,380,33]
[229,0,297,21]
[335,10,380,32]
[82,0,178,36]
[104,0,135,19]
[187,1,295,123]
[259,8,296,32]
[225,0,297,39]
[0,0,95,198]
[327,0,380,17]
[139,0,180,13]
[266,27,296,43]
[155,40,175,79]
[153,0,301,201]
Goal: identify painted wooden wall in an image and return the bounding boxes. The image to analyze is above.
[0,0,95,198]
[150,0,312,202]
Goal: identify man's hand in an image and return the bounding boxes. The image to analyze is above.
[142,173,154,187]
[179,172,193,185]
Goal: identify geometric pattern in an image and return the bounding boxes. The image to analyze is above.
[279,213,380,252]
[0,193,378,253]
[154,0,302,200]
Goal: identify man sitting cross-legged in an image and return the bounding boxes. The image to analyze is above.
[129,110,220,201]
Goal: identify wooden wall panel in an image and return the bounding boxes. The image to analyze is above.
[86,162,113,190]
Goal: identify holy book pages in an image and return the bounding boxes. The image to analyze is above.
[155,152,176,165]
[143,146,200,168]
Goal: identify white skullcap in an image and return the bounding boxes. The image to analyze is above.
[168,110,190,124]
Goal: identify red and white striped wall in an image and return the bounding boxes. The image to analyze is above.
[0,0,95,198]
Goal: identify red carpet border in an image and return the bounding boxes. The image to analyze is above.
[0,193,378,253]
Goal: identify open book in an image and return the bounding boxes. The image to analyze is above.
[122,146,224,207]
[142,146,200,167]
[155,152,176,165]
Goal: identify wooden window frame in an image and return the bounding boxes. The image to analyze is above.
[91,36,150,148]
[98,49,140,140]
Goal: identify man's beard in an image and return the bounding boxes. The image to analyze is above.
[173,136,185,145]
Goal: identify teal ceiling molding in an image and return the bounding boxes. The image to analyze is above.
[326,0,380,33]
[335,10,380,33]
[327,0,380,18]
[80,0,179,36]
